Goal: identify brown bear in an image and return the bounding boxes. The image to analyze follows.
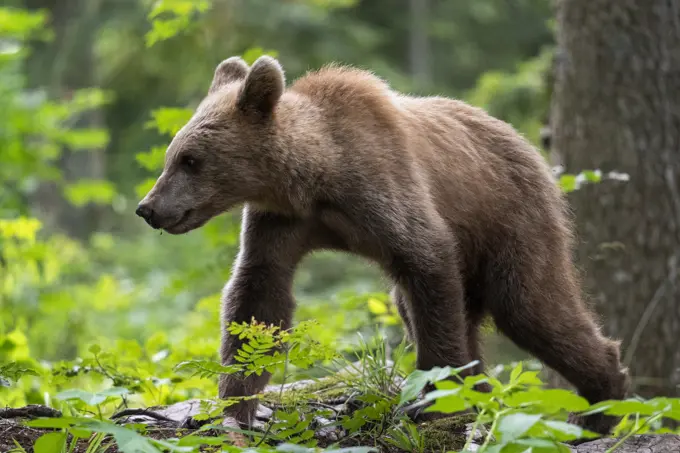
[136,55,630,435]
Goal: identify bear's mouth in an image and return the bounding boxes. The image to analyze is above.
[163,209,194,234]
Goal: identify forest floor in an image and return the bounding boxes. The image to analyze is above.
[3,364,680,452]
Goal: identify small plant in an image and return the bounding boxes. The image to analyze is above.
[175,319,338,382]
[398,360,680,452]
[382,420,425,453]
[268,409,320,447]
[0,361,39,387]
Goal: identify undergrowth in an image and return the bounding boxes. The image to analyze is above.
[3,318,680,453]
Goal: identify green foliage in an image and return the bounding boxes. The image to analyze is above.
[382,420,425,453]
[0,2,645,452]
[556,168,630,193]
[0,7,52,41]
[56,387,130,410]
[146,0,212,47]
[0,361,39,387]
[9,340,680,452]
[145,108,195,137]
[395,361,680,452]
[27,417,194,453]
[0,7,112,216]
[175,319,339,384]
[64,180,117,207]
[269,409,319,447]
[467,48,553,145]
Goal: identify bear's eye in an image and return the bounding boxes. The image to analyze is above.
[180,155,198,170]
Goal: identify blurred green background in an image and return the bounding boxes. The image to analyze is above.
[5,0,638,410]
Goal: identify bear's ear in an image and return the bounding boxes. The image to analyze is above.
[209,57,249,94]
[237,55,285,119]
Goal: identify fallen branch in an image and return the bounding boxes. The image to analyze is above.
[0,405,62,419]
[111,408,176,423]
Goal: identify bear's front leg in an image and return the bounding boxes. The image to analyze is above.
[218,206,310,426]
[218,262,294,426]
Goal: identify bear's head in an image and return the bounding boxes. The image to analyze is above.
[135,55,286,234]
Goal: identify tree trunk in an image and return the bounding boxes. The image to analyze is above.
[551,0,680,398]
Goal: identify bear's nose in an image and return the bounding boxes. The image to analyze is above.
[136,204,159,228]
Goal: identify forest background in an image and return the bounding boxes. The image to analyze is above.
[2,0,680,451]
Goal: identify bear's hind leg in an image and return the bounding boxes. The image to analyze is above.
[486,246,629,437]
[386,241,476,422]
[465,301,492,393]
[391,285,416,342]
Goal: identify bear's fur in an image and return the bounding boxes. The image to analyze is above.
[136,55,630,435]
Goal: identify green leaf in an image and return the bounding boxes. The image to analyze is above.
[59,128,109,150]
[242,343,255,353]
[504,388,590,412]
[0,217,42,241]
[176,435,224,446]
[145,108,193,136]
[515,370,543,386]
[145,17,189,47]
[26,417,86,429]
[135,178,157,199]
[275,410,300,424]
[242,47,279,65]
[136,146,166,172]
[148,0,211,19]
[497,413,542,443]
[33,432,67,453]
[460,387,494,405]
[558,174,577,193]
[0,361,39,382]
[276,444,314,453]
[582,170,602,183]
[68,88,114,112]
[585,399,660,416]
[399,362,479,405]
[55,389,104,406]
[99,387,130,398]
[77,419,192,453]
[323,448,377,453]
[425,393,468,414]
[174,360,242,378]
[542,420,597,442]
[367,298,388,315]
[88,344,101,355]
[510,362,523,383]
[399,367,455,404]
[64,180,116,207]
[423,388,462,402]
[647,397,680,421]
[508,437,571,452]
[55,387,129,406]
[0,7,51,40]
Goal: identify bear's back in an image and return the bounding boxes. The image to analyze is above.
[288,65,563,236]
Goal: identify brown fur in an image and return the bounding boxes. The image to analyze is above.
[136,56,630,435]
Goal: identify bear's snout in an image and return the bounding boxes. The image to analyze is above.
[136,203,161,229]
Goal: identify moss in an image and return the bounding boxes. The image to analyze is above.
[261,375,350,407]
[260,374,479,452]
[420,414,478,452]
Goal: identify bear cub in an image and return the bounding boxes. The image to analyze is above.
[136,55,630,435]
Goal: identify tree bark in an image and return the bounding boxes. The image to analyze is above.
[551,0,680,398]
